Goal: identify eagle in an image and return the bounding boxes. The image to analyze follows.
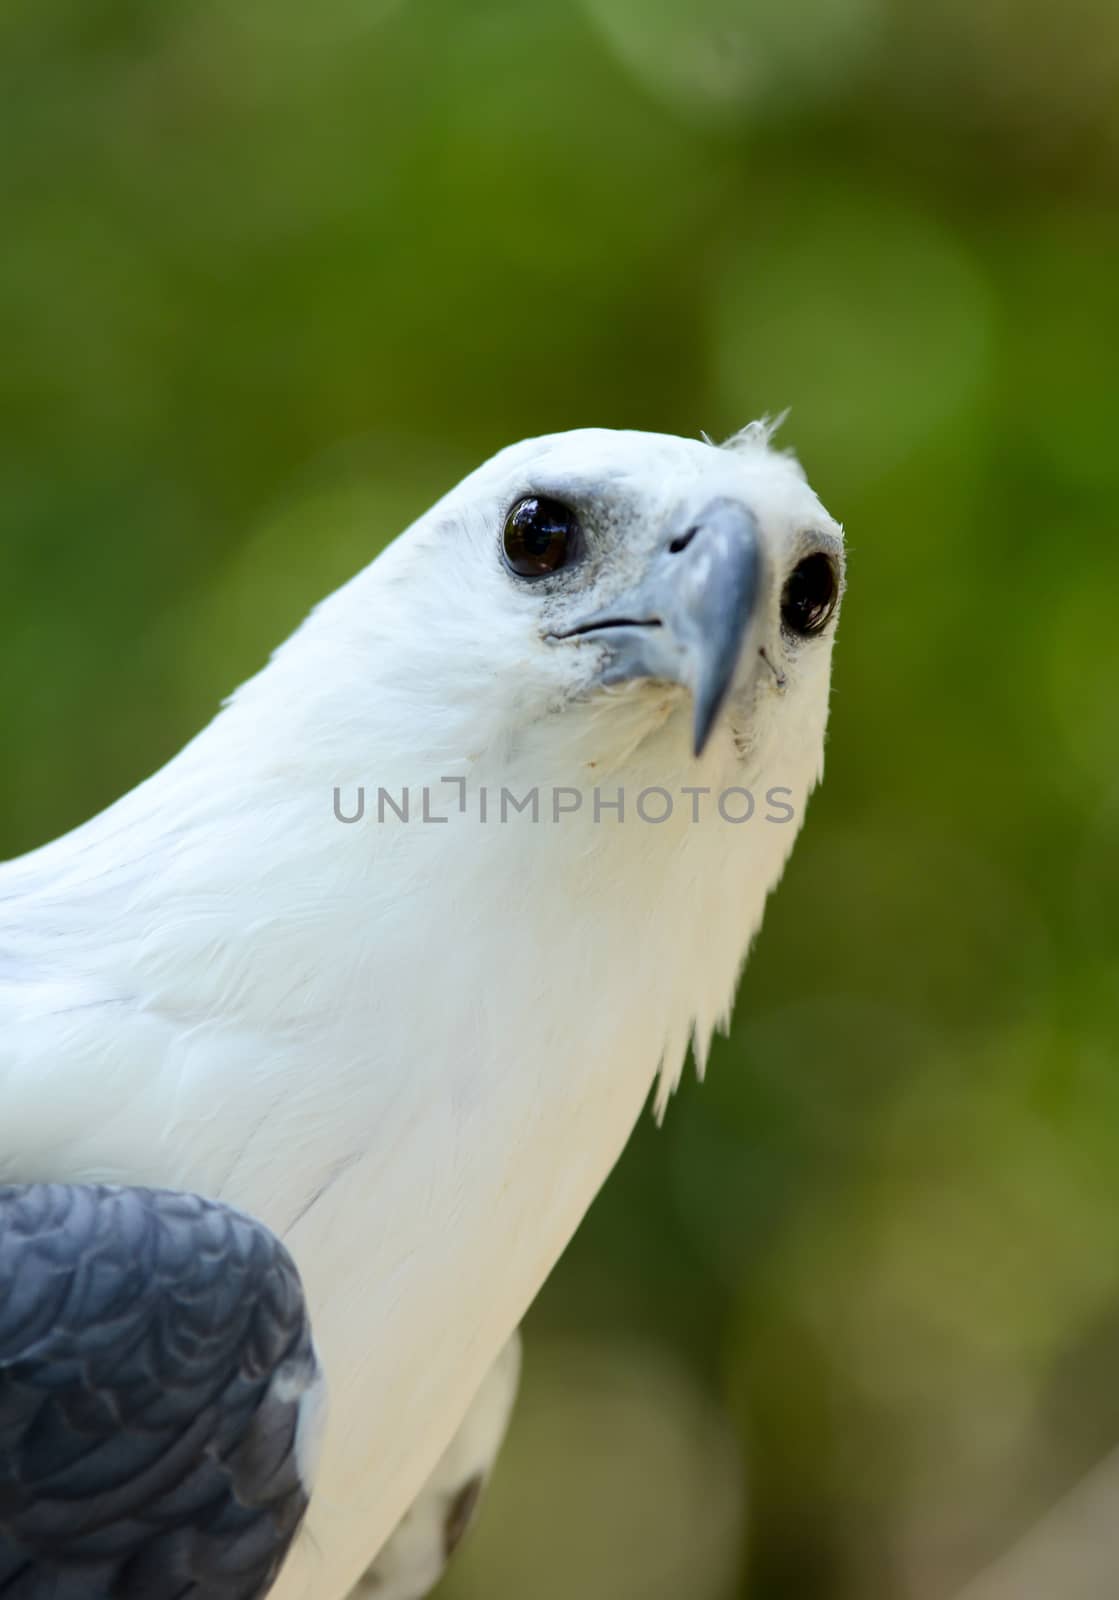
[0,424,844,1598]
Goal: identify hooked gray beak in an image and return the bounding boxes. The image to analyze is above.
[552,499,763,756]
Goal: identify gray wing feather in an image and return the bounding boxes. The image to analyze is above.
[0,1183,322,1600]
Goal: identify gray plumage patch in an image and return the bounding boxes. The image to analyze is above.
[441,1474,484,1562]
[0,1182,318,1599]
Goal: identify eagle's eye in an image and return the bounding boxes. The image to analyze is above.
[781,553,839,637]
[502,497,579,578]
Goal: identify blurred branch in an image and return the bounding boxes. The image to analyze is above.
[955,1450,1119,1600]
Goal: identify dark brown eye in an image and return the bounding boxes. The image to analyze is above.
[502,496,579,577]
[781,552,839,637]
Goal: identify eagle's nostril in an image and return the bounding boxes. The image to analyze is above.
[668,526,699,555]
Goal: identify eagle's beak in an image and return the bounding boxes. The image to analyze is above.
[552,499,762,756]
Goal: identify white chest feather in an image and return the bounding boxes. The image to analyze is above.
[0,687,819,1599]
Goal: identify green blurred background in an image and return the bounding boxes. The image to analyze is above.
[2,1,1118,1595]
